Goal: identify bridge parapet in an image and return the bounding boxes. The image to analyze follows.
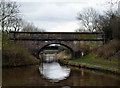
[9,31,104,41]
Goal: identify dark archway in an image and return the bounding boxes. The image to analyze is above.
[37,43,74,59]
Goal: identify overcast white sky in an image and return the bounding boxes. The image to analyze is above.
[12,0,118,32]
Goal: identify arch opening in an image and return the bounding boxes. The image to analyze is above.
[37,43,74,60]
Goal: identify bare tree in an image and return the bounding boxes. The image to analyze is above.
[21,22,45,32]
[98,0,120,40]
[0,0,21,31]
[106,0,119,14]
[77,8,101,32]
[8,17,23,31]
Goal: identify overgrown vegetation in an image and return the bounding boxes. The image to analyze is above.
[94,39,120,59]
[0,0,46,67]
[2,32,39,67]
[74,41,102,58]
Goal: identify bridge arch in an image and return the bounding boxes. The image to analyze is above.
[37,43,74,59]
[9,31,104,59]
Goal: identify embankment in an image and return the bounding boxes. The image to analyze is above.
[58,39,120,75]
[58,58,120,75]
[2,42,39,67]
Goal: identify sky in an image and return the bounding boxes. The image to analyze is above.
[12,0,117,32]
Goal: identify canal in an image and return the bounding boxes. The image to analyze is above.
[2,54,120,86]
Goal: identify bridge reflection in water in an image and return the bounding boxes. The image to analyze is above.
[43,54,57,63]
[3,56,120,86]
[39,54,71,82]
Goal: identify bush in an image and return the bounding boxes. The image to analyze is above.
[3,42,39,67]
[95,39,120,59]
[2,32,39,67]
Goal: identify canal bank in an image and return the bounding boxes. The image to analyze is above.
[57,39,120,75]
[58,55,120,75]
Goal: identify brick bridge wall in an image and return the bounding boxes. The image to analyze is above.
[10,31,104,59]
[16,40,77,58]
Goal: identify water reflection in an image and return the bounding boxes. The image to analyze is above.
[2,65,120,86]
[2,53,120,86]
[43,54,57,63]
[39,62,70,82]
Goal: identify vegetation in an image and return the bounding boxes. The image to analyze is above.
[77,7,100,32]
[58,45,71,55]
[0,0,45,32]
[2,32,39,67]
[21,22,45,32]
[76,0,120,41]
[0,0,47,67]
[59,39,120,73]
[0,0,22,32]
[58,54,120,74]
[74,0,120,58]
[1,0,120,73]
[58,1,120,73]
[94,39,120,59]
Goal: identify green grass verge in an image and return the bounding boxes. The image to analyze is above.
[75,54,119,65]
[73,53,119,69]
[58,53,120,74]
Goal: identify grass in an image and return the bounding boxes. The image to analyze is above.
[68,39,120,71]
[62,53,120,73]
[75,53,118,65]
[58,39,120,73]
[58,51,120,74]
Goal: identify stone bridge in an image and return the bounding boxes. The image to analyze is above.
[9,31,104,59]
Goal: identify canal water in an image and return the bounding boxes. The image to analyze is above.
[2,54,120,86]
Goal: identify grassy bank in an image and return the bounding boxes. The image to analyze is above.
[58,39,120,74]
[2,33,39,67]
[58,56,120,75]
[74,53,119,68]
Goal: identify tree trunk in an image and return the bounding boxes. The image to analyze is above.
[2,20,4,31]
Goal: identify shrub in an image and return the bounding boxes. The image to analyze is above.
[2,42,39,67]
[95,39,120,59]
